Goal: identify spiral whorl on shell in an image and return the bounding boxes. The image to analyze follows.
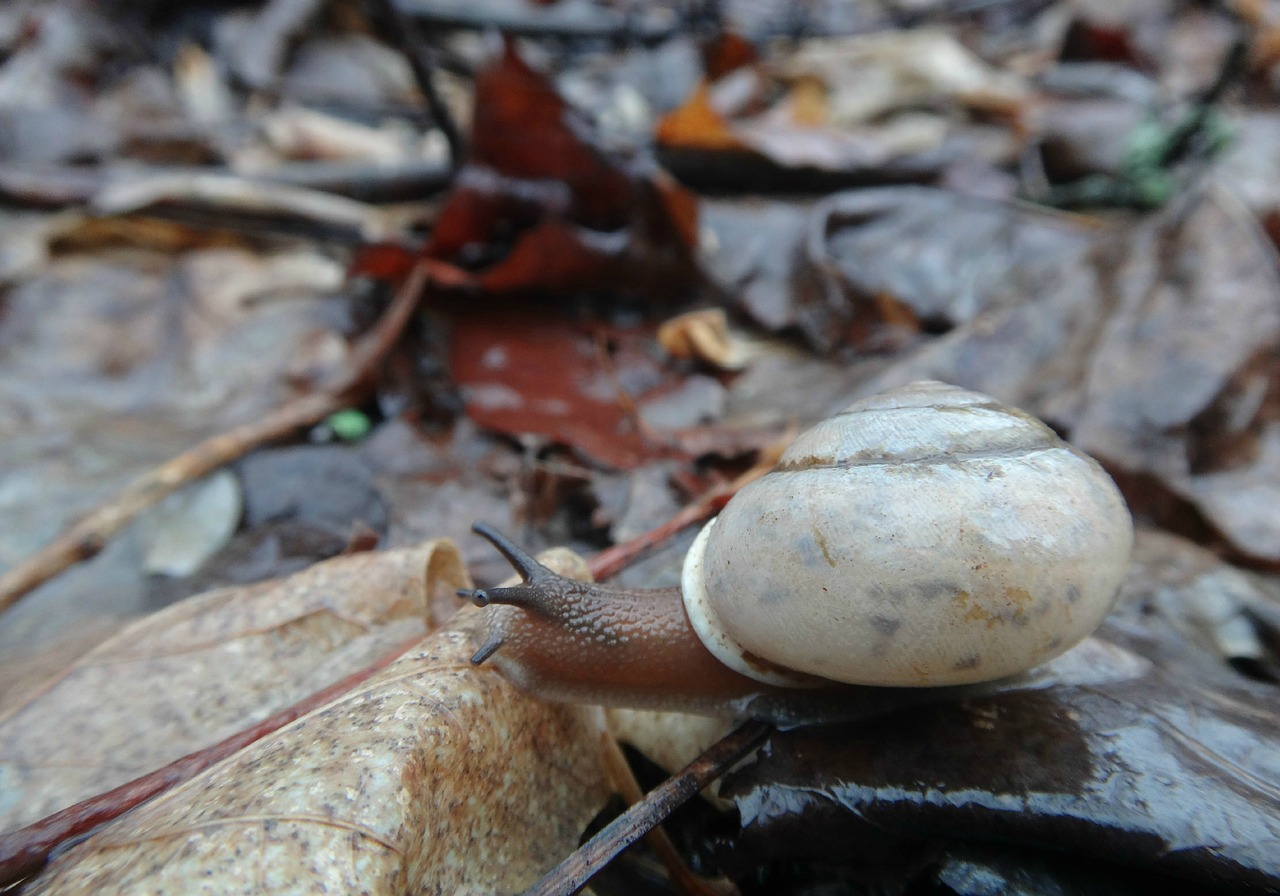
[681,381,1134,688]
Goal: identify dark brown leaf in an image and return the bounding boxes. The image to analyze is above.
[449,311,688,469]
[719,530,1280,894]
[422,38,699,301]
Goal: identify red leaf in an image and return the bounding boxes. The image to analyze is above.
[449,312,684,469]
[420,38,698,300]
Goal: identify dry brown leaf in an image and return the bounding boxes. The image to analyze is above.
[421,39,700,302]
[0,541,462,831]
[24,614,610,895]
[769,30,1029,124]
[658,29,1025,178]
[656,81,749,152]
[13,542,614,894]
[657,308,752,371]
[786,76,829,128]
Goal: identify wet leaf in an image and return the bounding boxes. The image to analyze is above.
[3,2,1278,891]
[91,174,400,243]
[657,30,1027,187]
[449,310,694,469]
[654,80,749,152]
[701,31,758,81]
[720,530,1280,893]
[701,187,1096,351]
[259,104,434,164]
[771,30,1028,124]
[276,32,421,108]
[858,189,1280,563]
[0,243,363,657]
[13,544,612,894]
[421,38,699,300]
[23,616,610,894]
[137,470,242,577]
[218,0,328,90]
[0,540,459,831]
[717,183,1280,564]
[238,444,388,537]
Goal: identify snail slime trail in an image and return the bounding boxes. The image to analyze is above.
[461,381,1134,722]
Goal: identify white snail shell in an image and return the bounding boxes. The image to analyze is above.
[682,381,1134,688]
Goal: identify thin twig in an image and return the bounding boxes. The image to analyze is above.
[597,733,737,896]
[0,261,431,615]
[588,449,780,581]
[523,720,773,896]
[0,634,423,888]
[1158,35,1248,168]
[394,4,679,45]
[366,0,466,165]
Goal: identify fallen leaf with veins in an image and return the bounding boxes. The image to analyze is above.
[22,618,610,894]
[11,545,613,894]
[0,540,464,830]
[449,311,694,469]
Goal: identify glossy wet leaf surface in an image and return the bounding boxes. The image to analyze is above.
[720,530,1280,893]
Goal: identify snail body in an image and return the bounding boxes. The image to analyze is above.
[462,382,1134,719]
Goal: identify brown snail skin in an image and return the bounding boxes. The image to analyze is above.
[459,381,1136,723]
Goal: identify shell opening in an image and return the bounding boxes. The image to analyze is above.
[681,518,823,688]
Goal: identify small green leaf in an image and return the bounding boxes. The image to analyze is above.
[326,409,372,442]
[1123,118,1171,172]
[1130,168,1175,207]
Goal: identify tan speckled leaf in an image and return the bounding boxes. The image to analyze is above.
[24,610,610,895]
[10,542,612,894]
[0,541,465,831]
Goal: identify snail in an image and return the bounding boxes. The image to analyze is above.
[459,381,1135,722]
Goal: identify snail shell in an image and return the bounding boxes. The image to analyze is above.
[681,381,1133,688]
[460,380,1135,718]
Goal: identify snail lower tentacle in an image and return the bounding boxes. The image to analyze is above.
[461,524,767,713]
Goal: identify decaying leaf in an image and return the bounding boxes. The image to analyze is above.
[716,529,1280,893]
[769,30,1029,124]
[657,308,752,371]
[9,543,614,894]
[22,618,610,894]
[91,173,400,243]
[449,310,694,469]
[0,541,460,830]
[657,29,1027,183]
[700,187,1096,351]
[419,37,700,300]
[704,183,1280,565]
[654,81,749,153]
[4,2,1279,892]
[859,188,1280,564]
[259,104,433,164]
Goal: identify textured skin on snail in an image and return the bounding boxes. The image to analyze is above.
[462,381,1134,716]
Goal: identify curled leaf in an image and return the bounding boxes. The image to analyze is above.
[13,544,614,893]
[0,541,462,831]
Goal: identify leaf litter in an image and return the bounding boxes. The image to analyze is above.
[0,0,1278,893]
